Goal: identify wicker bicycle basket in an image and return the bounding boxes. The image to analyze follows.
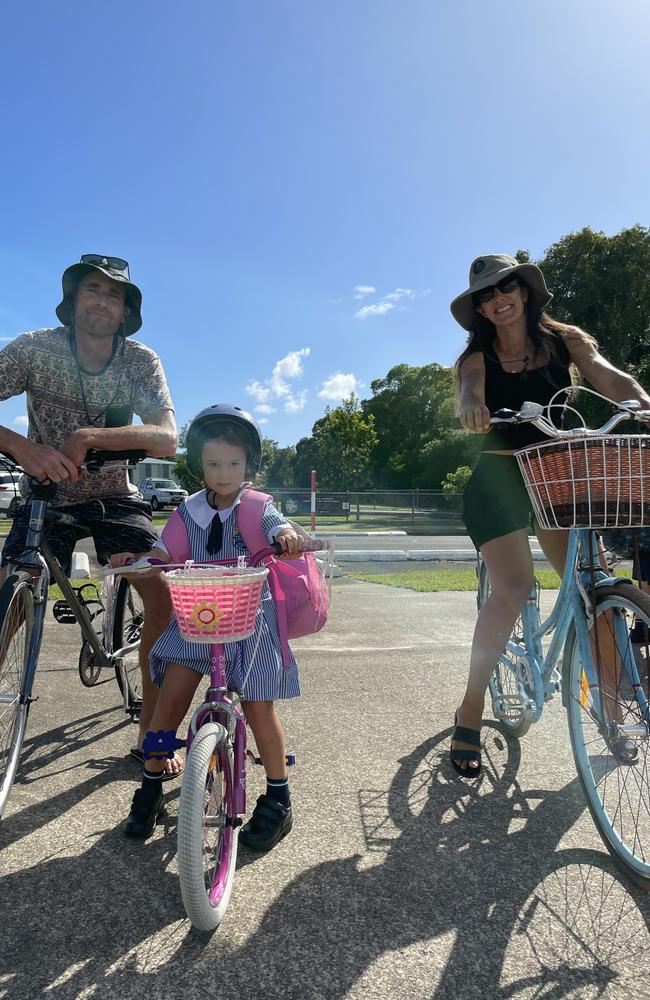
[167,564,269,644]
[515,435,650,530]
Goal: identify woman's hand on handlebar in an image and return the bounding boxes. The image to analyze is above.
[458,403,491,434]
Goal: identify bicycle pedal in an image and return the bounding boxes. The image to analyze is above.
[247,752,296,767]
[52,600,78,624]
[492,694,527,721]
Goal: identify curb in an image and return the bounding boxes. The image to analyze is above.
[335,549,547,562]
[311,530,407,537]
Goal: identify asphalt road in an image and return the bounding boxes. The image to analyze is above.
[0,581,648,999]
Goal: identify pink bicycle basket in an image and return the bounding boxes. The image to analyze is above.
[167,564,269,644]
[516,434,650,530]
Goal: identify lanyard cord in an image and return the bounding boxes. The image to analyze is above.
[69,328,127,426]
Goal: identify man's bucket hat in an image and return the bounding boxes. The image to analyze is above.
[56,255,143,335]
[450,253,553,332]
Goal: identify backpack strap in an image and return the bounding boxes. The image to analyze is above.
[237,488,292,667]
[236,489,273,554]
[159,507,191,563]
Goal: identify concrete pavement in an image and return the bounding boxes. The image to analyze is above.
[0,580,648,999]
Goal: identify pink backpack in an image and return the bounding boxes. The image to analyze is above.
[161,489,330,666]
[237,490,330,666]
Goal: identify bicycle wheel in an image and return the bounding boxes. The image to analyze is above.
[0,573,36,818]
[177,722,238,931]
[112,577,144,709]
[564,583,650,890]
[478,559,535,738]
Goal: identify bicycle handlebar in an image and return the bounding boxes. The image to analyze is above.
[106,538,330,577]
[0,448,147,483]
[490,399,650,440]
[84,449,147,472]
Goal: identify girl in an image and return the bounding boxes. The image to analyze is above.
[113,403,307,847]
[450,253,650,777]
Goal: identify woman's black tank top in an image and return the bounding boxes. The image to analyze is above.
[481,336,573,450]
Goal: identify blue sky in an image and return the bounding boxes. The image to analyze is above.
[2,0,649,446]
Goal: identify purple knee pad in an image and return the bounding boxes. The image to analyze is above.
[142,729,186,761]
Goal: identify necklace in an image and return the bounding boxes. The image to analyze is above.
[502,353,530,376]
[486,349,531,379]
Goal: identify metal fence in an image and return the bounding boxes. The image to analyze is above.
[269,489,464,530]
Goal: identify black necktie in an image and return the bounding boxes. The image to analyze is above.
[207,513,223,555]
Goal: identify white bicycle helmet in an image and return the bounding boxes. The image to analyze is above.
[185,404,263,478]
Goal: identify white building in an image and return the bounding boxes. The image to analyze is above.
[130,458,178,487]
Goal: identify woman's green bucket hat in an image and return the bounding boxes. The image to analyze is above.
[450,253,553,331]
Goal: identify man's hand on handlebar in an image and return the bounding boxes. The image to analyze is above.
[61,428,96,469]
[13,440,80,484]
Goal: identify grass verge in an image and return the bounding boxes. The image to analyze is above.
[345,567,633,592]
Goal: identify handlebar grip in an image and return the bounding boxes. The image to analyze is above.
[85,449,147,472]
[272,538,329,556]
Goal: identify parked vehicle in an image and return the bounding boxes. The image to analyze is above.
[138,478,188,511]
[0,469,22,517]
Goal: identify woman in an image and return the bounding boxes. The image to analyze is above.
[449,253,650,777]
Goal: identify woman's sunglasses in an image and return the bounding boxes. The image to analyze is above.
[472,275,522,305]
[80,254,130,279]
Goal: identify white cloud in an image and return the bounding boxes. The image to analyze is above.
[284,390,308,413]
[0,337,13,342]
[318,373,361,400]
[382,288,415,303]
[355,301,394,320]
[246,348,310,416]
[353,285,376,300]
[13,415,28,427]
[245,379,272,404]
[257,417,269,426]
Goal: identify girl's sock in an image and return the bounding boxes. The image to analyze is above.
[141,769,164,799]
[266,778,290,808]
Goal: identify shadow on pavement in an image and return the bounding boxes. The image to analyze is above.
[1,723,648,999]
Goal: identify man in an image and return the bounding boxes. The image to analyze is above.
[0,254,181,775]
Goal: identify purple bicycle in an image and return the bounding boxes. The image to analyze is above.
[119,538,327,930]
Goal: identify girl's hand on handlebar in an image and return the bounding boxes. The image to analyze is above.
[108,551,170,577]
[275,529,307,560]
[458,403,491,434]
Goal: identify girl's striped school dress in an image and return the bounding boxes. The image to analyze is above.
[149,494,300,701]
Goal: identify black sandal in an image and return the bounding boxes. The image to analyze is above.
[450,711,482,778]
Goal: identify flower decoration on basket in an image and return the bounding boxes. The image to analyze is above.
[190,600,225,632]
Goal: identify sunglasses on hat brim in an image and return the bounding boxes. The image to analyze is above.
[472,274,523,306]
[80,254,130,279]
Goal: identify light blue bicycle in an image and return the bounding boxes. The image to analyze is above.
[478,397,650,889]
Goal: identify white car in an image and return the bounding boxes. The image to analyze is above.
[0,469,22,517]
[139,478,188,511]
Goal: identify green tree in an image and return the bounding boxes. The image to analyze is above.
[537,225,650,421]
[442,465,472,493]
[362,363,479,488]
[293,434,321,490]
[259,438,296,489]
[168,421,197,492]
[295,395,378,490]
